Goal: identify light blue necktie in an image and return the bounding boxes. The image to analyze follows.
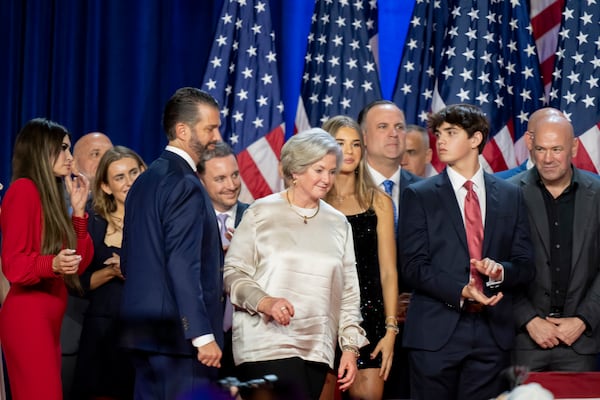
[217,212,233,331]
[383,180,398,231]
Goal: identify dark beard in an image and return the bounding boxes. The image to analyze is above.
[189,133,207,161]
[189,129,219,161]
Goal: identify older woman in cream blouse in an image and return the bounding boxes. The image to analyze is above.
[224,128,368,400]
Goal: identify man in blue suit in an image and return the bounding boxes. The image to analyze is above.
[357,100,421,399]
[399,104,535,400]
[120,87,224,399]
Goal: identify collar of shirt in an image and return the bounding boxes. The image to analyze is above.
[533,165,579,195]
[165,145,197,172]
[366,164,402,189]
[215,204,238,229]
[526,158,535,170]
[447,164,486,225]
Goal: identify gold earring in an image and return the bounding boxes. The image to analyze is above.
[292,179,297,186]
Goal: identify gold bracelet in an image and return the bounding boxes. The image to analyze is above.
[385,316,397,322]
[341,345,360,357]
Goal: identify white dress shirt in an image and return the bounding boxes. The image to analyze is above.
[367,164,401,217]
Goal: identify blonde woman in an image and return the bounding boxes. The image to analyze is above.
[322,116,398,400]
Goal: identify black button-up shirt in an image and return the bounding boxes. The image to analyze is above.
[535,168,578,311]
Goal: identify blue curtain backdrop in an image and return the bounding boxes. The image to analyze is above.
[0,0,414,189]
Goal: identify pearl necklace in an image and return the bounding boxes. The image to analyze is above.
[286,190,320,224]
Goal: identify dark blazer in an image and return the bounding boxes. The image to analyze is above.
[234,201,249,227]
[399,168,421,207]
[510,167,600,354]
[495,160,528,179]
[397,168,422,291]
[399,169,534,351]
[120,150,224,355]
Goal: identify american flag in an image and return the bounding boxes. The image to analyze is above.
[530,0,565,99]
[393,0,545,173]
[548,0,600,173]
[295,0,381,131]
[201,0,285,202]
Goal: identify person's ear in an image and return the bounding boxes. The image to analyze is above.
[471,131,483,149]
[101,182,112,195]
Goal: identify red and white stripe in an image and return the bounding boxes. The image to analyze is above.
[530,0,598,174]
[238,124,285,203]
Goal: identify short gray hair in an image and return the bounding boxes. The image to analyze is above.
[280,128,342,181]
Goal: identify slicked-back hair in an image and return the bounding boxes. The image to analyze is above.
[162,87,219,141]
[428,103,489,154]
[280,128,342,182]
[322,115,378,210]
[197,141,235,176]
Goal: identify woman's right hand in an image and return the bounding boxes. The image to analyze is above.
[257,296,295,326]
[52,249,82,275]
[104,252,124,280]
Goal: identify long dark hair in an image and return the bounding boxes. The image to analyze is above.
[12,118,81,292]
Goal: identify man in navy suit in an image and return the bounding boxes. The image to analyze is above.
[120,87,224,399]
[399,104,534,400]
[357,100,421,399]
[198,141,249,379]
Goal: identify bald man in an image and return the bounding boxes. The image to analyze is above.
[401,125,434,178]
[63,131,112,399]
[72,132,113,187]
[510,114,600,371]
[496,108,564,179]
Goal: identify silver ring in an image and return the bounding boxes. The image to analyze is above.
[280,306,287,311]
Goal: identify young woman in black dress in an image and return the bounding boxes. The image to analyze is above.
[321,116,399,400]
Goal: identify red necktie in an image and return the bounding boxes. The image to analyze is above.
[464,180,483,291]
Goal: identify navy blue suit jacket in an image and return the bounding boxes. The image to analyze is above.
[495,160,528,179]
[398,168,421,210]
[120,150,224,356]
[234,201,249,227]
[399,169,534,351]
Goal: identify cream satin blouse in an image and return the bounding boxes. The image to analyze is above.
[224,192,368,368]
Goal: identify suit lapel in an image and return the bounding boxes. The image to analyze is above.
[572,172,594,267]
[482,174,498,256]
[521,171,551,259]
[437,171,469,253]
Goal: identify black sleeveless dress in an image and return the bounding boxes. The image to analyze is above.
[346,208,385,369]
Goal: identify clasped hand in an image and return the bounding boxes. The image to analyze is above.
[103,252,124,280]
[52,249,82,275]
[526,316,586,348]
[461,257,504,306]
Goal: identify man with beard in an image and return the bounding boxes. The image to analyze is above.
[120,87,224,399]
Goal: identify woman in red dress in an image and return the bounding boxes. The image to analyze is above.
[0,118,94,400]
